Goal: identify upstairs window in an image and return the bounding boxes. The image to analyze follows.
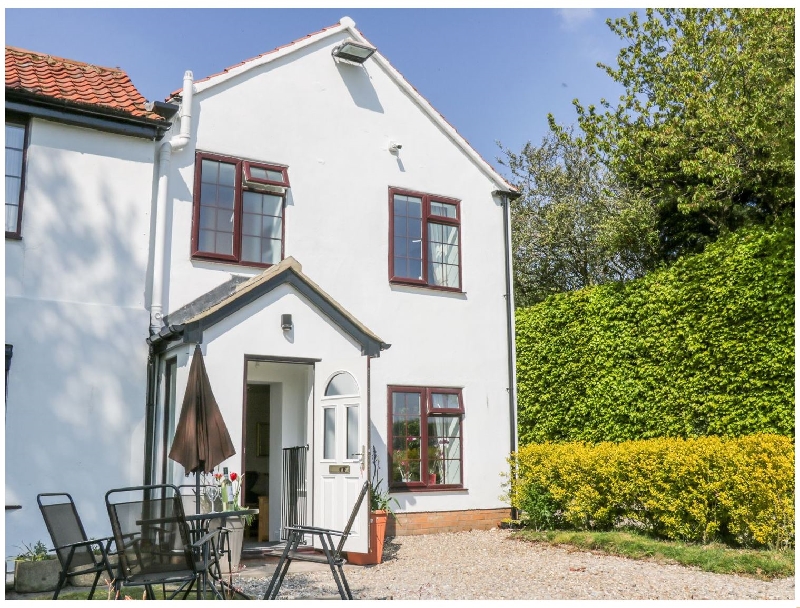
[389,188,461,291]
[5,120,28,238]
[192,152,289,267]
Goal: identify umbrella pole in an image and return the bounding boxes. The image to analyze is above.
[196,467,201,515]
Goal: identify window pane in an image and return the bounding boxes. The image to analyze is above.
[216,232,233,255]
[199,230,215,252]
[218,162,236,186]
[200,159,219,184]
[262,216,282,239]
[428,223,442,242]
[218,185,234,209]
[393,196,406,217]
[242,213,260,236]
[325,372,358,396]
[5,149,23,177]
[346,406,358,459]
[6,204,18,233]
[262,239,281,264]
[199,207,215,229]
[409,239,422,259]
[323,408,336,460]
[243,191,262,214]
[442,225,458,245]
[5,176,20,206]
[443,460,461,485]
[444,244,459,265]
[199,183,216,204]
[431,201,457,218]
[445,265,460,288]
[408,259,422,280]
[406,196,422,218]
[262,194,282,216]
[393,257,408,278]
[5,124,25,150]
[408,219,422,239]
[241,236,260,263]
[394,217,407,237]
[394,236,407,257]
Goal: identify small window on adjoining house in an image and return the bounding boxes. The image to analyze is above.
[388,386,464,490]
[192,152,289,267]
[389,188,461,291]
[5,121,27,237]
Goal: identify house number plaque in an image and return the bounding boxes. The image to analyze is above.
[329,465,351,474]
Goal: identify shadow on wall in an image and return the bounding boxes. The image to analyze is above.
[5,132,154,553]
[336,62,384,113]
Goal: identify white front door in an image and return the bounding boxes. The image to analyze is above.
[313,365,368,553]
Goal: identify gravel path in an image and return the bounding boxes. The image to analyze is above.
[238,528,794,600]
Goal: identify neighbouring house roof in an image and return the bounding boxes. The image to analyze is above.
[5,46,172,139]
[166,17,517,194]
[156,257,390,357]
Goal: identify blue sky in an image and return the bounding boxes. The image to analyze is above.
[5,8,634,176]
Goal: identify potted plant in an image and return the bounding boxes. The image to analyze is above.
[207,471,255,574]
[347,447,398,566]
[12,541,60,593]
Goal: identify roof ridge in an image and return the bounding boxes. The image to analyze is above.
[166,20,343,99]
[5,45,125,74]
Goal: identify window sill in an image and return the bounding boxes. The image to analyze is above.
[191,254,279,270]
[5,233,22,241]
[390,486,467,493]
[389,280,464,295]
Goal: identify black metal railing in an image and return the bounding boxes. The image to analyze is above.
[280,445,308,541]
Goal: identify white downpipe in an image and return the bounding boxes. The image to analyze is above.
[150,71,194,333]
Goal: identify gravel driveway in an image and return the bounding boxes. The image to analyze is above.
[238,528,794,600]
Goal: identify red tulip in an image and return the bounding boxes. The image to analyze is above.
[230,472,238,481]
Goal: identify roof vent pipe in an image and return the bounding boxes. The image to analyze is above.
[150,71,194,333]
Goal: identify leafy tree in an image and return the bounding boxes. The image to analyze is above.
[500,127,658,307]
[573,8,794,260]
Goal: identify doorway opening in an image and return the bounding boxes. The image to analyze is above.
[243,358,313,543]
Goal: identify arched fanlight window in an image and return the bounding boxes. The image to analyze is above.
[324,372,358,397]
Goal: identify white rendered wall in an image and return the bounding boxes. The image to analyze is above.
[4,119,155,558]
[161,33,512,513]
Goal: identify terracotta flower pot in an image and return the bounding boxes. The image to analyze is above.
[346,510,388,566]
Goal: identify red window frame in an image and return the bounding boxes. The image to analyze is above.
[243,161,290,188]
[191,151,288,267]
[388,187,462,292]
[387,385,465,492]
[5,117,29,240]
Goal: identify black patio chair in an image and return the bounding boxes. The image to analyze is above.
[37,493,116,600]
[105,484,223,600]
[264,481,369,600]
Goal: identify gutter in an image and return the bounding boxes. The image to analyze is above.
[150,71,194,333]
[494,189,520,517]
[5,89,171,140]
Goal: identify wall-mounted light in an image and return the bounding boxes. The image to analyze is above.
[332,39,376,65]
[389,141,403,154]
[281,314,293,332]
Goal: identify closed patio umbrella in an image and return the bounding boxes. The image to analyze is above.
[168,344,236,513]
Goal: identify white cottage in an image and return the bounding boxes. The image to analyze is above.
[5,17,518,559]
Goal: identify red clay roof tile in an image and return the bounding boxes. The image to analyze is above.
[5,46,164,122]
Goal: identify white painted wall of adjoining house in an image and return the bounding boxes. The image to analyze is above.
[4,118,155,559]
[159,33,513,514]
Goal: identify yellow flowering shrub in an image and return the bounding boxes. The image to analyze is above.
[508,434,794,548]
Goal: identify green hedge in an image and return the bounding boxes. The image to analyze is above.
[507,435,795,548]
[515,221,794,444]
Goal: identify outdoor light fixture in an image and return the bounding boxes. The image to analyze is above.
[331,39,376,65]
[281,314,293,332]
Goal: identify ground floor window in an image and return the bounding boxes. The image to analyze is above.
[387,386,463,490]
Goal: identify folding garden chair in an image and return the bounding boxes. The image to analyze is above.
[264,481,369,600]
[105,484,223,600]
[37,493,116,600]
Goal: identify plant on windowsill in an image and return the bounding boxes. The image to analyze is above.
[348,447,398,566]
